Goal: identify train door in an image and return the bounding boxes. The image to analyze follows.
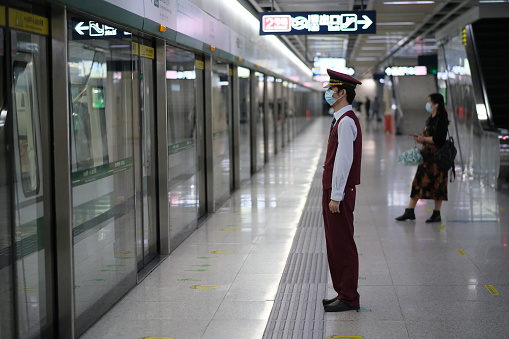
[166,47,201,248]
[68,16,137,336]
[1,6,54,338]
[132,38,158,271]
[211,59,233,209]
[238,67,251,184]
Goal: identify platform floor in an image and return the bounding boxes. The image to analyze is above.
[81,115,509,339]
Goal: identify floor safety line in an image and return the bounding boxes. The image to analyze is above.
[262,160,328,339]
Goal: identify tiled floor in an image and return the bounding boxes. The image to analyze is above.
[81,115,509,339]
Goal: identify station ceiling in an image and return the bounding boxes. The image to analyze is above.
[244,0,480,78]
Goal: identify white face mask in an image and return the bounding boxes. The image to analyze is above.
[325,90,338,106]
[425,102,433,113]
[324,89,343,106]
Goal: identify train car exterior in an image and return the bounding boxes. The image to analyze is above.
[0,0,321,338]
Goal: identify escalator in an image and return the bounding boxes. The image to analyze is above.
[470,17,509,187]
[437,4,509,189]
[471,18,509,130]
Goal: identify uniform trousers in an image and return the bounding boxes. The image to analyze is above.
[322,186,360,307]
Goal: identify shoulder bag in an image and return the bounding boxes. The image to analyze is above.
[434,130,457,181]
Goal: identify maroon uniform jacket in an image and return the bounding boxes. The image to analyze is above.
[322,110,362,192]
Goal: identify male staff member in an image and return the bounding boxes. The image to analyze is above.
[322,69,362,312]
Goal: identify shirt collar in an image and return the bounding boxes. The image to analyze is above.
[333,105,353,120]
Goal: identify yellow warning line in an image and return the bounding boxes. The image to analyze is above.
[485,285,499,295]
[437,224,445,230]
[456,249,467,256]
[190,285,219,289]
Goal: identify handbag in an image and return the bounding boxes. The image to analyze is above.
[398,147,423,166]
[434,130,457,172]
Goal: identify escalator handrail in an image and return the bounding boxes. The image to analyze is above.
[465,24,496,131]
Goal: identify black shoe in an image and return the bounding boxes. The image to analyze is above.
[324,299,360,312]
[395,208,415,221]
[322,297,337,306]
[426,210,441,223]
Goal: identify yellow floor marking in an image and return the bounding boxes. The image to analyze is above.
[424,207,430,212]
[500,207,505,211]
[211,250,234,254]
[457,249,467,256]
[190,285,219,289]
[437,224,445,230]
[485,285,499,295]
[19,286,39,291]
[219,228,238,231]
[110,251,131,255]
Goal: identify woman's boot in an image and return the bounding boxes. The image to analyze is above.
[395,208,415,221]
[426,210,441,223]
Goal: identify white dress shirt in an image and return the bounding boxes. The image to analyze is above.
[331,105,357,202]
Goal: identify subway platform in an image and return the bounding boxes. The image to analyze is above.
[81,114,509,339]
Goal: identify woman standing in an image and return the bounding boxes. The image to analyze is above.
[396,93,449,223]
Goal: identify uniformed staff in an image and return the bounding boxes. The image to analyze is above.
[321,69,362,312]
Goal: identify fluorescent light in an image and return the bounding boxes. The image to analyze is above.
[383,1,434,4]
[356,57,378,61]
[365,40,401,43]
[367,35,404,39]
[377,22,416,26]
[476,104,488,120]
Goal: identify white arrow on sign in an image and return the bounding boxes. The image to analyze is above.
[75,22,89,35]
[357,15,373,29]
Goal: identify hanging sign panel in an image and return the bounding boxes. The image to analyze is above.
[259,11,376,35]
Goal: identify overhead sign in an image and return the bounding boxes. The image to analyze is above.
[385,66,427,76]
[71,18,131,40]
[259,11,376,35]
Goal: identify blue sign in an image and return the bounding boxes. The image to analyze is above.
[71,18,131,40]
[259,11,376,35]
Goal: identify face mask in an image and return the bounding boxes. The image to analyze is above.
[425,102,433,113]
[325,89,338,106]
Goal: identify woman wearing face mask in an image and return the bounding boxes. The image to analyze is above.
[396,93,450,223]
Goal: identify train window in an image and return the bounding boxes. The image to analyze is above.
[13,60,40,196]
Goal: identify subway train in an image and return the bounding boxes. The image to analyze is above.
[0,1,321,338]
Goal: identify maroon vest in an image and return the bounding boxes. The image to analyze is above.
[322,110,362,190]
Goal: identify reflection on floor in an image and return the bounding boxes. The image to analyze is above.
[81,115,509,339]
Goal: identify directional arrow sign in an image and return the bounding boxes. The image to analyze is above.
[74,21,89,35]
[259,11,376,35]
[358,15,373,30]
[71,18,131,40]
